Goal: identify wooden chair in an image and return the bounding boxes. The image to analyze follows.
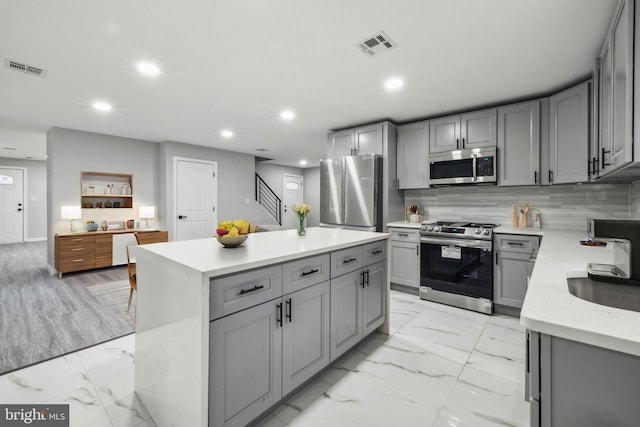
[126,244,137,313]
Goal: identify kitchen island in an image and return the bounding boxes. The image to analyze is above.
[133,227,389,427]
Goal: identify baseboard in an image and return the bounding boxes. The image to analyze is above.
[24,237,47,242]
[45,264,57,276]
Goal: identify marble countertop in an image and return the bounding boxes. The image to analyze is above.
[136,226,388,278]
[494,226,545,236]
[521,228,640,357]
[387,221,422,229]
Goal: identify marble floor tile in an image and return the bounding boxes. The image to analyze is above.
[77,334,135,383]
[93,366,151,427]
[481,320,526,346]
[466,335,526,386]
[45,384,113,427]
[487,314,525,333]
[388,292,426,333]
[434,366,529,427]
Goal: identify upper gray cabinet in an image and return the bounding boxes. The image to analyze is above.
[498,100,541,186]
[548,81,590,184]
[397,121,429,189]
[593,0,634,179]
[429,108,497,154]
[327,123,383,158]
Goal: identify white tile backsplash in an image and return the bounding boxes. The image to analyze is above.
[406,183,632,229]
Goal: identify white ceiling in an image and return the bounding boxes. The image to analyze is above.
[0,0,617,166]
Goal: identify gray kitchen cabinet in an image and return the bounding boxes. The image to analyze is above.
[327,123,383,157]
[497,100,541,186]
[595,0,634,178]
[389,227,420,289]
[397,121,429,188]
[362,260,386,336]
[494,234,539,314]
[282,280,331,395]
[527,331,640,427]
[209,298,283,427]
[548,81,590,184]
[429,109,497,154]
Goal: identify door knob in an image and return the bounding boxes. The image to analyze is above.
[17,208,22,212]
[17,203,22,207]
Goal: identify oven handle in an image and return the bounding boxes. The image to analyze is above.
[420,236,492,250]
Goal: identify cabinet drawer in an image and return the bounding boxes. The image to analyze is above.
[58,256,96,272]
[388,228,420,243]
[362,240,387,266]
[58,235,96,251]
[283,254,330,295]
[331,246,363,278]
[209,265,283,320]
[495,234,539,253]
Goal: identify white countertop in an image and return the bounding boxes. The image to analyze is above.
[387,221,422,229]
[137,226,388,278]
[494,225,544,236]
[521,228,640,357]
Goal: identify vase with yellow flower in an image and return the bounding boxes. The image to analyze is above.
[291,203,311,236]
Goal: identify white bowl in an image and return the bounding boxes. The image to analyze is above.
[216,234,248,248]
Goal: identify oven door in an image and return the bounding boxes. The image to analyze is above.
[420,236,493,300]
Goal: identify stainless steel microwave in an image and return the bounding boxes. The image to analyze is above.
[428,147,497,185]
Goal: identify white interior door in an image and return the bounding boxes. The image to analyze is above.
[175,158,217,241]
[282,174,303,229]
[0,168,24,244]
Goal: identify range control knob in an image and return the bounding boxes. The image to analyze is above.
[427,226,433,231]
[482,229,490,236]
[475,229,481,234]
[434,227,441,232]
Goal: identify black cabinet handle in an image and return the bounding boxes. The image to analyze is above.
[495,252,499,265]
[360,271,366,288]
[456,138,460,149]
[507,242,525,247]
[549,170,553,184]
[602,147,610,168]
[343,257,357,264]
[286,298,292,322]
[372,249,383,255]
[416,245,419,256]
[462,138,465,148]
[365,269,370,287]
[301,269,319,277]
[276,302,283,327]
[592,156,599,174]
[534,171,538,184]
[239,285,264,295]
[398,233,409,238]
[178,215,188,219]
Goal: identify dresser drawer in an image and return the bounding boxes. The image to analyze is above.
[388,228,420,243]
[283,254,330,295]
[362,240,387,266]
[331,246,363,278]
[58,235,96,249]
[57,255,96,273]
[209,265,283,321]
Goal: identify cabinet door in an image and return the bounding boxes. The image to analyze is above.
[429,115,460,153]
[209,300,282,427]
[327,129,354,158]
[330,269,362,361]
[599,40,613,176]
[460,108,497,150]
[498,100,541,186]
[354,123,383,155]
[609,0,633,171]
[549,82,590,184]
[397,121,429,189]
[362,260,386,336]
[282,281,331,395]
[494,251,530,309]
[390,240,420,288]
[95,234,113,268]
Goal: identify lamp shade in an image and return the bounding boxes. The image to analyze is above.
[139,206,155,219]
[61,205,81,220]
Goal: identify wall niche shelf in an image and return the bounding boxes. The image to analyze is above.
[81,171,133,209]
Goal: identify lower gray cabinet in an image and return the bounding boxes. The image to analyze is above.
[389,227,420,288]
[209,299,283,427]
[363,260,386,336]
[282,281,331,395]
[494,234,540,312]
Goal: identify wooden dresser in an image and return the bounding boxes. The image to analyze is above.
[55,230,168,278]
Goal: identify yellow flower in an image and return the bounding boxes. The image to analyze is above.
[291,203,311,218]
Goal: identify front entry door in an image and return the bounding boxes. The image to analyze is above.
[0,168,24,244]
[282,174,303,230]
[175,159,217,241]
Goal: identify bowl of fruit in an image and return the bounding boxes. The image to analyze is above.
[216,219,250,248]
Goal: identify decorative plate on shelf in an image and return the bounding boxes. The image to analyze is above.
[216,235,248,248]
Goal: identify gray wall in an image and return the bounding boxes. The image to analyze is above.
[0,157,47,240]
[47,127,159,266]
[159,141,273,240]
[405,183,631,230]
[304,167,320,227]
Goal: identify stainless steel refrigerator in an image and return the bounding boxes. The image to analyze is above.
[319,154,383,231]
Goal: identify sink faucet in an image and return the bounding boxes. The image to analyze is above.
[587,219,640,283]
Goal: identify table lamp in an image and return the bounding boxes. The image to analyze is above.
[61,205,81,232]
[139,206,155,228]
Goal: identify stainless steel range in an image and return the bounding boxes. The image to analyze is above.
[419,221,498,314]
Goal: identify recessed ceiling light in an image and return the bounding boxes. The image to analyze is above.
[280,110,295,120]
[299,160,307,166]
[385,77,404,90]
[92,101,112,112]
[137,61,160,76]
[221,130,233,138]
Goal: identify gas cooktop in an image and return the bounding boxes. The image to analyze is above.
[419,220,499,240]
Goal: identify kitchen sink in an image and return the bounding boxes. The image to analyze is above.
[567,276,640,313]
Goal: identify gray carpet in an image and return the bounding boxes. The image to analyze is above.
[0,241,133,375]
[86,280,136,330]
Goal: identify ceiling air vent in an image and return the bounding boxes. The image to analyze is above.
[4,58,48,78]
[354,31,398,57]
